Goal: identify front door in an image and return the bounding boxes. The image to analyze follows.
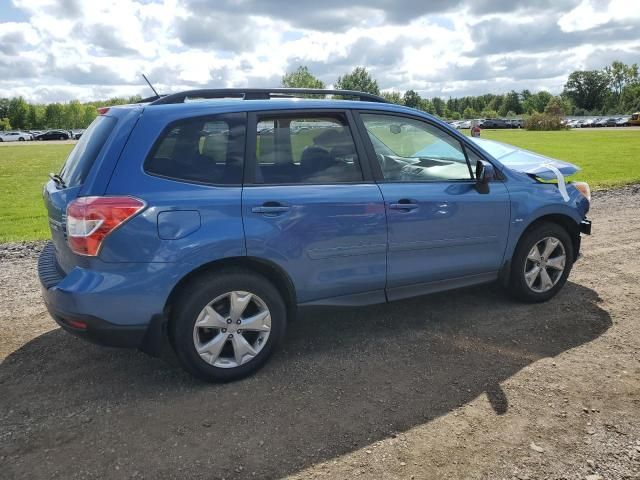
[357,112,510,300]
[242,110,387,304]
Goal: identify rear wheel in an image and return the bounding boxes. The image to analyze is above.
[59,135,65,140]
[508,222,574,303]
[170,269,287,382]
[18,137,25,141]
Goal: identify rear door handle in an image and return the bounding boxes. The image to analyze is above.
[251,203,290,214]
[389,200,419,211]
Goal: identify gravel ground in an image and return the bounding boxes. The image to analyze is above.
[1,187,639,480]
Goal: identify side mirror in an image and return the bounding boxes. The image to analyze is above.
[475,160,495,193]
[390,124,402,134]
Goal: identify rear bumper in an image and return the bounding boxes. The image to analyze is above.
[38,241,167,353]
[48,309,148,348]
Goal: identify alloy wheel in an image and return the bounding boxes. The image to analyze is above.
[524,236,566,293]
[192,291,271,368]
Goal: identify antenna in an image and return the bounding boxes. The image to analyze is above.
[142,74,159,97]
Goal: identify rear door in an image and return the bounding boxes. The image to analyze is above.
[242,110,387,304]
[355,111,510,300]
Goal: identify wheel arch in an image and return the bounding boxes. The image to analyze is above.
[520,213,580,261]
[163,256,297,321]
[500,212,581,287]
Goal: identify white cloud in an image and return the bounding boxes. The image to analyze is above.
[1,0,639,102]
[558,0,640,32]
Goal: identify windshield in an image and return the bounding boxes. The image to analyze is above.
[468,137,517,159]
[59,115,117,187]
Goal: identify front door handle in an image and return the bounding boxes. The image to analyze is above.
[389,199,419,211]
[252,203,290,214]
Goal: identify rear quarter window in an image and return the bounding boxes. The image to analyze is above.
[60,115,117,187]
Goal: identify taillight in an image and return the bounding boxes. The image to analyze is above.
[97,106,110,114]
[66,196,146,256]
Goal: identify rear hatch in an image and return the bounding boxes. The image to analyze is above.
[43,114,119,273]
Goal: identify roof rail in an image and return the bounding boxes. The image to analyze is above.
[149,88,389,105]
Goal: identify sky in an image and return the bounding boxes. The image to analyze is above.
[0,0,639,103]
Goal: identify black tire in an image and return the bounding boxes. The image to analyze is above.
[19,137,25,141]
[170,268,287,382]
[59,136,65,140]
[508,222,574,303]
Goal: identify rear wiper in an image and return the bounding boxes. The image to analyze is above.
[49,173,66,189]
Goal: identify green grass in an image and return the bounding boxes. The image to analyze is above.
[1,129,639,242]
[469,129,640,189]
[0,144,73,243]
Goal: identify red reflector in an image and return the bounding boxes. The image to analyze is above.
[97,106,110,115]
[66,196,146,256]
[65,319,87,330]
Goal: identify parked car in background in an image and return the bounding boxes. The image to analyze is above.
[629,112,640,126]
[0,130,32,141]
[580,118,598,128]
[479,119,509,129]
[71,129,84,139]
[38,87,592,382]
[505,119,523,129]
[595,117,616,127]
[36,130,71,140]
[616,116,630,127]
[458,120,471,129]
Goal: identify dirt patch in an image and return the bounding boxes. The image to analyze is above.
[1,189,639,479]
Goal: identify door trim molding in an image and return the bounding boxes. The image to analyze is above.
[388,235,498,253]
[307,243,387,260]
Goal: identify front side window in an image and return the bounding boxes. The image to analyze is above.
[145,113,245,185]
[254,114,362,184]
[360,113,473,182]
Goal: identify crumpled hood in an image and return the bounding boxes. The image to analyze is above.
[468,137,580,180]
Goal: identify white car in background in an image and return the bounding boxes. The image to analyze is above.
[0,131,32,142]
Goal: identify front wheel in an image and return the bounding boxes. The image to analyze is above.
[508,222,574,303]
[170,269,287,382]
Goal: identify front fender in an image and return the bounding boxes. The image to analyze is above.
[504,181,587,262]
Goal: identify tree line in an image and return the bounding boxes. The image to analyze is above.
[0,96,143,132]
[1,60,638,131]
[283,60,640,119]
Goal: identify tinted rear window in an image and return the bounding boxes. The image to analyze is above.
[144,113,246,185]
[60,115,117,187]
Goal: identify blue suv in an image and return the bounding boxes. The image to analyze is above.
[39,88,592,381]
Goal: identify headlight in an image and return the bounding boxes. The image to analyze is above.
[572,181,591,202]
